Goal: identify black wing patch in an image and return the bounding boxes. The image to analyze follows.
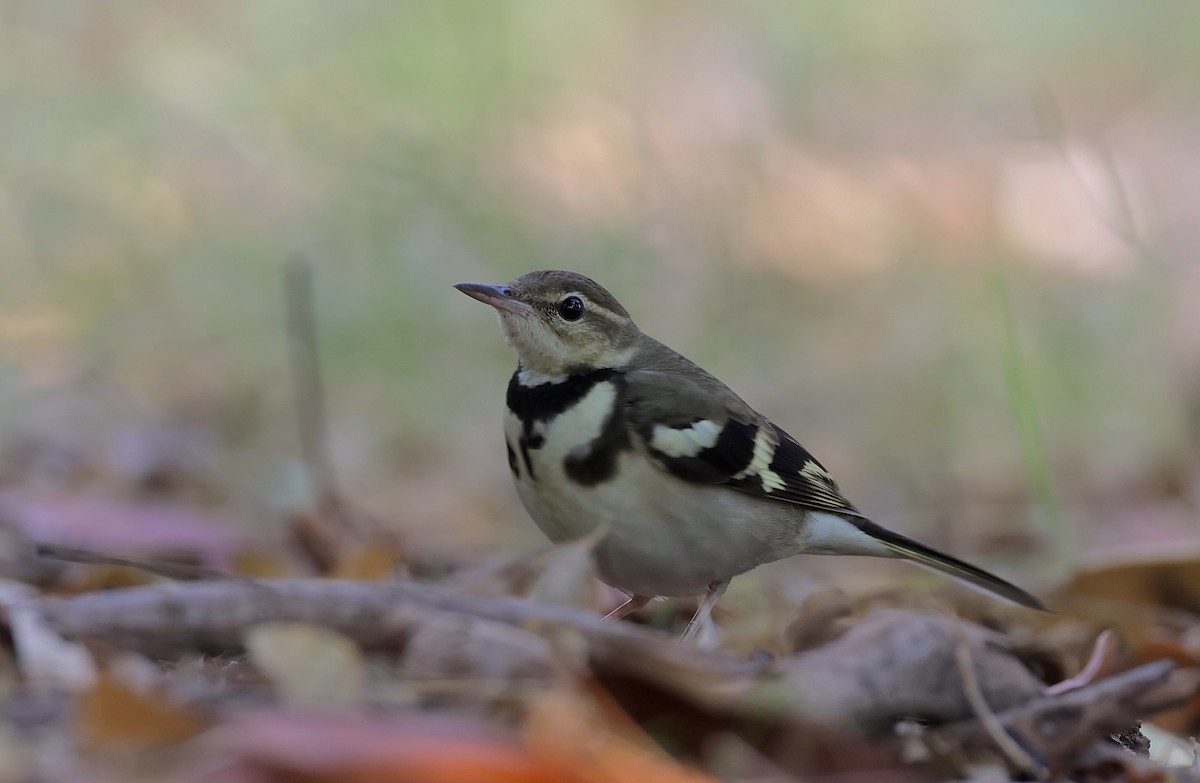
[641,417,862,518]
[751,424,862,517]
[622,368,861,517]
[644,418,757,483]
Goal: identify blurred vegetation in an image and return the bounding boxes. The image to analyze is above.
[2,1,1200,593]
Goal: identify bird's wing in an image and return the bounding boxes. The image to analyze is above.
[621,369,864,518]
[621,367,1048,611]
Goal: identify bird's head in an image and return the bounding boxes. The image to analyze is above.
[454,270,640,377]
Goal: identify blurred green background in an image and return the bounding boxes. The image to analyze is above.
[2,1,1199,594]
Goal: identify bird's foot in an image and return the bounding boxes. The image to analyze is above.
[680,580,728,643]
[603,594,651,621]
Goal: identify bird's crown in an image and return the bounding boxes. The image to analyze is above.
[455,270,641,378]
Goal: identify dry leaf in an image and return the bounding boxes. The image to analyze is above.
[1057,552,1200,614]
[783,586,853,653]
[65,563,158,592]
[774,610,1044,734]
[0,723,31,783]
[0,493,240,566]
[75,672,210,752]
[525,684,719,783]
[203,712,585,783]
[1133,636,1200,733]
[244,622,365,710]
[327,544,399,582]
[230,549,296,579]
[7,600,96,691]
[527,527,604,610]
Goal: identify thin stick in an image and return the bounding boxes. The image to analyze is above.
[954,641,1042,775]
[34,543,233,581]
[283,259,355,534]
[1045,629,1116,696]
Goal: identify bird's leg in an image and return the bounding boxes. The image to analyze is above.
[603,594,651,621]
[680,580,728,642]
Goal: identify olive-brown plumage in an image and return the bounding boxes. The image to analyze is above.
[455,271,1044,638]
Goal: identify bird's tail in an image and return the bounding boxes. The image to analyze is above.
[855,517,1046,611]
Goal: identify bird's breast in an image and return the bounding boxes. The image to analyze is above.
[505,375,628,539]
[502,372,805,596]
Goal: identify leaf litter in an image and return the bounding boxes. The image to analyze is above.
[0,351,1198,782]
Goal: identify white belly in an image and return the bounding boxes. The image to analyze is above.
[504,397,807,597]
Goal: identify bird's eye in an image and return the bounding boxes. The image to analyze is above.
[558,295,585,321]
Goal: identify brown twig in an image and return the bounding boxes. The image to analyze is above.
[772,610,1045,736]
[24,579,1200,750]
[954,641,1042,774]
[32,578,759,710]
[930,658,1199,772]
[34,543,232,582]
[1044,628,1116,696]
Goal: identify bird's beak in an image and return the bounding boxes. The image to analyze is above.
[453,282,534,316]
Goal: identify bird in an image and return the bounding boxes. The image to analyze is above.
[454,270,1044,639]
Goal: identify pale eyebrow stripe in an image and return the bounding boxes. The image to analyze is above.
[543,292,624,322]
[583,299,624,323]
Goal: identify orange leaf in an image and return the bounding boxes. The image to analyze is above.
[328,545,399,582]
[1133,636,1200,734]
[525,685,719,783]
[231,549,295,579]
[211,712,585,783]
[75,672,210,752]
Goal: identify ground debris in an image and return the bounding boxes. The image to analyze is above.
[3,577,1193,781]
